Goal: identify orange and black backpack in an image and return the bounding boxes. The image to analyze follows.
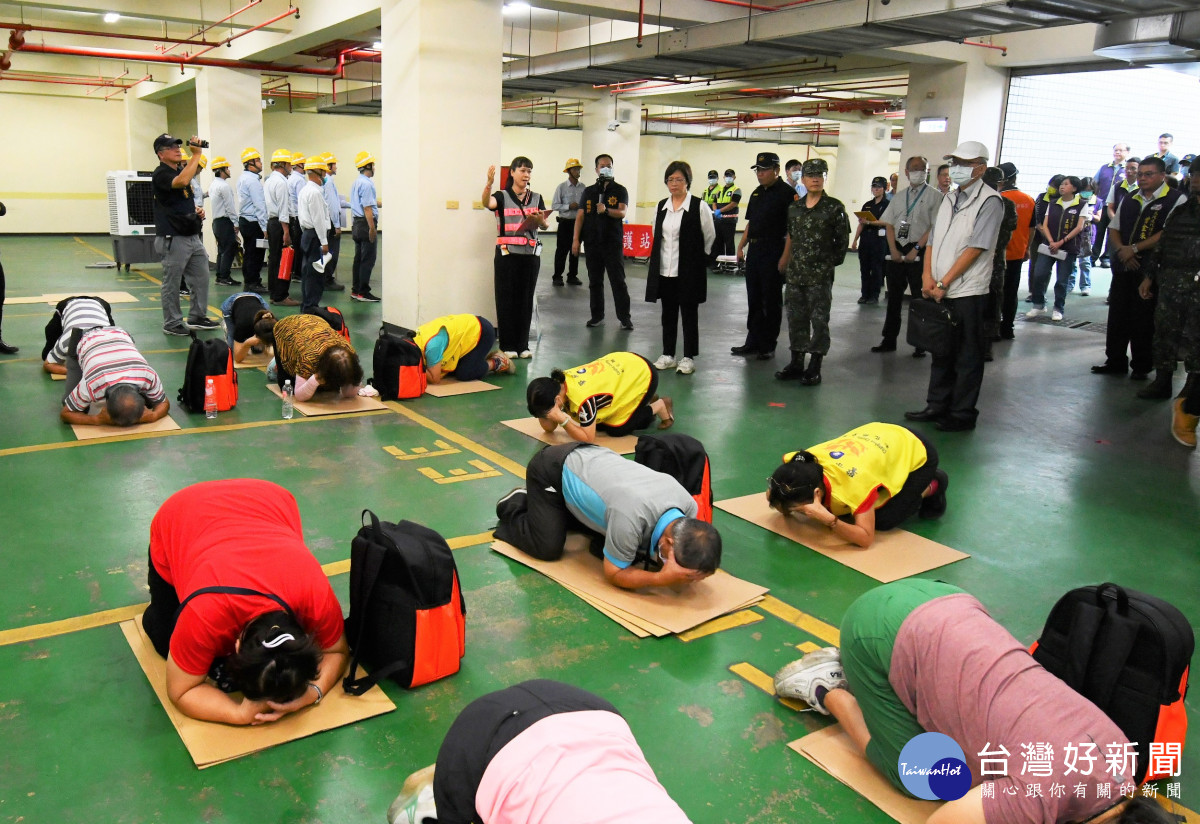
[177,332,238,412]
[343,513,466,693]
[307,305,351,344]
[1030,583,1192,783]
[634,433,713,523]
[371,322,426,400]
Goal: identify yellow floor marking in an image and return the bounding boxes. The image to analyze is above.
[386,400,527,479]
[72,236,221,319]
[384,440,461,460]
[758,595,840,646]
[676,609,763,642]
[0,409,391,459]
[449,468,467,476]
[729,662,809,712]
[796,641,822,653]
[0,532,494,647]
[417,462,503,484]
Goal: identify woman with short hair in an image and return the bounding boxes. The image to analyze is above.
[1028,174,1088,320]
[272,312,362,400]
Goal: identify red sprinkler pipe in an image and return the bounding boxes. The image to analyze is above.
[4,23,219,47]
[12,39,351,77]
[160,0,263,54]
[185,7,299,61]
[961,38,1007,55]
[637,0,644,48]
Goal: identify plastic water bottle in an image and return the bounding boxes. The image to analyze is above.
[204,376,218,420]
[282,379,294,419]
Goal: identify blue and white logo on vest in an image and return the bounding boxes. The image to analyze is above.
[898,732,972,801]
[829,451,844,459]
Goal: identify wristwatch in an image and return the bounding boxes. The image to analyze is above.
[936,280,945,290]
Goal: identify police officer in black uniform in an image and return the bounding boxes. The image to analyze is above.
[733,152,796,359]
[573,154,633,330]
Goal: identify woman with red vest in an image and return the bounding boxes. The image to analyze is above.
[482,158,549,360]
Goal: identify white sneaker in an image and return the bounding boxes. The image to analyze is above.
[653,354,677,370]
[519,349,533,359]
[774,647,847,715]
[387,764,437,824]
[1025,307,1044,318]
[1051,310,1064,321]
[676,357,695,375]
[503,351,519,359]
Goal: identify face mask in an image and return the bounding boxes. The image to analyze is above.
[708,178,718,186]
[790,170,802,183]
[724,176,734,185]
[908,171,927,186]
[1081,191,1093,199]
[948,165,974,187]
[598,166,614,179]
[1046,186,1058,197]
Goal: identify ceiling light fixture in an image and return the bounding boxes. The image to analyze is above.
[103,12,120,23]
[504,1,530,15]
[372,41,382,50]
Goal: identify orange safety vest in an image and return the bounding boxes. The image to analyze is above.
[495,188,542,254]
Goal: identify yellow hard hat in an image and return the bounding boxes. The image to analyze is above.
[196,154,208,169]
[271,148,293,165]
[180,151,189,162]
[563,157,582,172]
[210,156,230,170]
[240,147,261,163]
[320,151,337,165]
[354,150,375,169]
[305,155,329,173]
[291,152,306,166]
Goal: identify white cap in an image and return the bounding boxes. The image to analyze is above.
[944,141,990,162]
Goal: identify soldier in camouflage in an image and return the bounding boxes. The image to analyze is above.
[775,158,850,385]
[982,166,1018,361]
[1142,167,1200,447]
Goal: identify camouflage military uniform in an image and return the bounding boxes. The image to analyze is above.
[783,193,850,355]
[1149,194,1200,375]
[984,196,1018,341]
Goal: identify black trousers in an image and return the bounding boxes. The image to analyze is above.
[873,429,940,531]
[743,238,785,353]
[1092,211,1112,261]
[299,229,324,313]
[142,548,180,659]
[1104,270,1156,373]
[553,218,579,280]
[351,217,377,294]
[880,253,923,343]
[266,217,290,301]
[449,317,497,381]
[324,225,341,281]
[858,242,886,300]
[493,442,588,561]
[494,251,540,353]
[289,218,304,281]
[925,294,986,425]
[433,680,620,824]
[585,242,630,323]
[213,217,238,281]
[0,259,5,330]
[598,358,658,437]
[715,218,737,257]
[238,218,265,287]
[1001,259,1024,335]
[657,277,700,358]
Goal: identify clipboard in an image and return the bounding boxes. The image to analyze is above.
[854,210,878,223]
[517,211,549,232]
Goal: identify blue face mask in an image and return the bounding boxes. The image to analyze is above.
[598,166,614,179]
[1081,191,1093,199]
[724,176,734,185]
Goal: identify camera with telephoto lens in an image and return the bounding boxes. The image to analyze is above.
[190,139,210,149]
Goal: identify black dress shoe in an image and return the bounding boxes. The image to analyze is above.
[936,417,976,432]
[871,339,897,353]
[904,406,945,422]
[999,329,1015,340]
[756,349,775,360]
[566,278,583,286]
[1091,363,1127,375]
[325,279,346,292]
[0,338,18,355]
[912,348,927,358]
[552,278,565,287]
[731,344,756,356]
[586,317,604,328]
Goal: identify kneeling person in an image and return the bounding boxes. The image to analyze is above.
[142,479,348,725]
[767,422,947,548]
[59,326,170,427]
[494,443,721,590]
[273,312,362,400]
[42,295,114,375]
[221,292,276,363]
[413,313,514,384]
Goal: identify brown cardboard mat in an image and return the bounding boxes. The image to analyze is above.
[50,373,65,381]
[121,615,395,768]
[491,537,767,636]
[425,378,501,397]
[5,291,140,306]
[233,349,273,370]
[500,417,638,455]
[72,414,181,440]
[266,383,388,416]
[715,494,968,583]
[789,726,941,824]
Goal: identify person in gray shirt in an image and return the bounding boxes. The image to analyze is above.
[494,443,722,590]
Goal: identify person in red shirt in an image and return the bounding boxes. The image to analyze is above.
[995,163,1036,340]
[142,479,348,726]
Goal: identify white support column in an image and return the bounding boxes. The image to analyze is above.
[902,57,1007,168]
[124,94,167,171]
[636,134,682,215]
[380,0,502,328]
[830,118,893,207]
[580,97,643,223]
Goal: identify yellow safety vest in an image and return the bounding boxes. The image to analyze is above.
[701,184,720,207]
[414,314,482,373]
[785,423,927,516]
[715,184,741,215]
[564,351,652,428]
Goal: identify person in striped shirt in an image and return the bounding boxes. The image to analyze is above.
[59,326,169,427]
[42,296,114,375]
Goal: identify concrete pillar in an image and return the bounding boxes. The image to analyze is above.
[380,0,502,328]
[636,134,682,215]
[902,57,1007,169]
[580,97,643,223]
[196,68,266,262]
[830,118,893,207]
[124,95,167,171]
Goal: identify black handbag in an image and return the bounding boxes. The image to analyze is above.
[906,298,958,357]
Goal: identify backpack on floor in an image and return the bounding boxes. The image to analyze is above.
[307,305,351,343]
[177,332,238,412]
[371,322,426,400]
[634,433,714,523]
[343,513,466,693]
[1030,583,1193,784]
[42,295,115,361]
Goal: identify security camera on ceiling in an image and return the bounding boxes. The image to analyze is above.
[607,120,621,131]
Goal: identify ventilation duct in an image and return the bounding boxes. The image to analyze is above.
[1093,12,1200,76]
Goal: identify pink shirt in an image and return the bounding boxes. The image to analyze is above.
[890,594,1132,824]
[475,710,692,824]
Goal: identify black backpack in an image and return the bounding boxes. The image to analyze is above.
[42,296,115,361]
[371,322,426,400]
[177,333,238,412]
[343,512,465,694]
[634,433,713,523]
[1031,583,1193,783]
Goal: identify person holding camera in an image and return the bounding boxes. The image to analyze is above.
[151,134,219,337]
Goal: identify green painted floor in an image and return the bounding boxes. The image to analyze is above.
[0,234,1196,822]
